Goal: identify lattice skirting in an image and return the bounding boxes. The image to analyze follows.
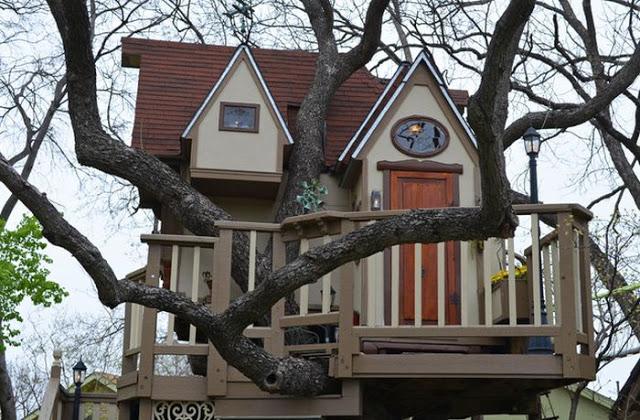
[153,401,215,420]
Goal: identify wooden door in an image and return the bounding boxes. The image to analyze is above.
[390,170,460,325]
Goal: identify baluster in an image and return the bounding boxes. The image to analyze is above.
[460,241,468,326]
[165,245,180,345]
[531,214,542,326]
[551,240,560,324]
[299,238,309,316]
[542,244,554,325]
[507,237,517,326]
[437,242,446,327]
[189,246,201,345]
[573,229,583,333]
[248,231,257,328]
[321,235,332,314]
[391,245,400,327]
[482,240,492,326]
[414,243,422,327]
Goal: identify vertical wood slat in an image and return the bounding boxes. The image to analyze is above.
[531,214,542,326]
[138,244,161,397]
[337,220,356,377]
[189,246,201,345]
[557,212,579,377]
[437,242,446,327]
[542,244,554,325]
[391,245,400,327]
[248,230,257,292]
[573,229,584,333]
[208,229,232,397]
[165,245,180,345]
[299,238,310,316]
[414,243,422,327]
[460,241,468,326]
[269,233,286,357]
[321,235,332,314]
[507,238,517,326]
[578,220,595,357]
[551,240,561,325]
[482,240,492,326]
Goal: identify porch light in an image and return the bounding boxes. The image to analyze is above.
[522,127,541,157]
[72,358,87,385]
[370,190,382,211]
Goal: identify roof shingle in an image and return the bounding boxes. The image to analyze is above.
[122,38,468,166]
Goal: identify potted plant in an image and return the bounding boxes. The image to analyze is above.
[490,265,530,324]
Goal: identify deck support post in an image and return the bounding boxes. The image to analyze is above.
[269,232,286,357]
[137,244,160,398]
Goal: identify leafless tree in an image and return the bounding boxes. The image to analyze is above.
[0,0,639,417]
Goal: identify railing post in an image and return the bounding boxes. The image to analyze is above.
[208,228,232,397]
[337,219,356,377]
[556,212,579,377]
[137,244,161,401]
[269,232,286,357]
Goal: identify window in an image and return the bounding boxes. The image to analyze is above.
[219,102,260,132]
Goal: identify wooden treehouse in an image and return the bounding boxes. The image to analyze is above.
[117,38,595,419]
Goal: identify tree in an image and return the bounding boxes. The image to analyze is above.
[0,216,66,420]
[0,0,639,415]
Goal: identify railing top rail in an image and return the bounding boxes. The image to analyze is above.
[140,233,218,247]
[512,203,592,220]
[214,220,281,232]
[279,203,592,230]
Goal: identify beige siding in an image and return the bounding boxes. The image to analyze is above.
[191,58,282,174]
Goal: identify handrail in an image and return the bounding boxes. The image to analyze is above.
[140,233,218,247]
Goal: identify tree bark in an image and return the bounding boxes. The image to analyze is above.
[0,336,17,420]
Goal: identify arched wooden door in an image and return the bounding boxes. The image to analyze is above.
[389,170,461,325]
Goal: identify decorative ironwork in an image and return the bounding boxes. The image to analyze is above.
[153,401,215,420]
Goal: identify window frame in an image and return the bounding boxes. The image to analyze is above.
[219,102,260,133]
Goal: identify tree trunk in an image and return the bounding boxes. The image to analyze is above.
[0,345,17,420]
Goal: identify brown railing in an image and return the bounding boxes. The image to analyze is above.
[119,204,594,405]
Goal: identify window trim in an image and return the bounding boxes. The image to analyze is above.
[219,102,260,133]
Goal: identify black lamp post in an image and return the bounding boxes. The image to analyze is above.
[523,127,553,354]
[72,358,87,420]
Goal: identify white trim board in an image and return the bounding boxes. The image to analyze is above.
[181,45,294,144]
[347,50,477,160]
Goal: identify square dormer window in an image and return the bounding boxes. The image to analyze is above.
[220,102,259,132]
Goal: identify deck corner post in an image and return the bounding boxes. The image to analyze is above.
[208,228,233,397]
[337,219,356,377]
[556,212,579,378]
[137,243,161,398]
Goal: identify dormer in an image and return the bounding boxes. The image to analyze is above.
[180,45,294,197]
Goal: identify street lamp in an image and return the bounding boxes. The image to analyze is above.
[72,359,87,420]
[523,127,553,354]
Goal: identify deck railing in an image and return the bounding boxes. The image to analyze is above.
[119,204,594,404]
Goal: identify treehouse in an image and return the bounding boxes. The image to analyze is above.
[117,38,595,419]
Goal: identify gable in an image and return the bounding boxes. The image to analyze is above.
[188,49,286,175]
[339,51,477,165]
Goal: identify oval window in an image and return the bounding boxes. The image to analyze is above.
[390,116,449,157]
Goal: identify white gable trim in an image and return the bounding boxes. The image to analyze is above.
[181,45,294,144]
[349,51,476,160]
[337,64,406,162]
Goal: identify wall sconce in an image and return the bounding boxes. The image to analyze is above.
[370,190,382,211]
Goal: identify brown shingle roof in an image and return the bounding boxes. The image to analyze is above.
[122,38,468,166]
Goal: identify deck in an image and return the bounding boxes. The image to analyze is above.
[116,204,595,419]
